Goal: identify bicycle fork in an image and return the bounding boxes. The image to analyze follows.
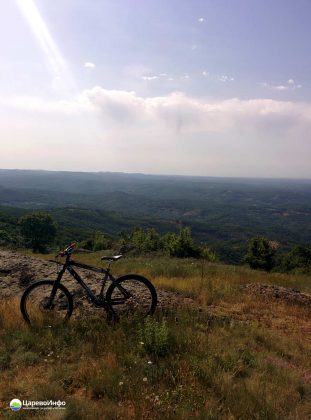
[46,266,66,309]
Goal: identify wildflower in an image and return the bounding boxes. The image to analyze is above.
[119,382,124,386]
[143,377,148,382]
[147,361,152,364]
[140,342,144,345]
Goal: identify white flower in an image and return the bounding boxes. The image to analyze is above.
[147,361,152,364]
[143,377,148,382]
[119,381,124,386]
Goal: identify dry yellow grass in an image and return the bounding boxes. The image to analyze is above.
[0,253,310,418]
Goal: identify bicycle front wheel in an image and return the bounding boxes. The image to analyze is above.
[20,280,73,327]
[105,274,157,319]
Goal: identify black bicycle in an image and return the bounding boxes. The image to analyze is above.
[20,243,157,326]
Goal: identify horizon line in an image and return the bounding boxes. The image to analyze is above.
[0,167,311,182]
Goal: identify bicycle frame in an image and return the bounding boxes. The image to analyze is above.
[51,256,130,309]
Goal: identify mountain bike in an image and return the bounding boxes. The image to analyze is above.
[20,243,157,327]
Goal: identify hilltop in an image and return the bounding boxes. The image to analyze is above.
[0,248,310,418]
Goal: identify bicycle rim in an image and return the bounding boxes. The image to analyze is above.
[21,281,72,327]
[106,276,157,319]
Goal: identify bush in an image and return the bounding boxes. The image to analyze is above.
[244,236,276,272]
[162,227,201,258]
[79,232,112,251]
[276,245,311,273]
[200,246,218,262]
[139,317,170,357]
[19,212,57,252]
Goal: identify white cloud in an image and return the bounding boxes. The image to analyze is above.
[1,88,311,177]
[191,44,199,50]
[141,75,159,81]
[198,17,205,23]
[217,75,234,82]
[4,88,311,132]
[272,85,288,91]
[201,72,234,82]
[260,79,302,91]
[84,62,96,69]
[141,73,169,80]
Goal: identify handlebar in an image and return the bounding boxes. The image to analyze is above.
[56,242,77,258]
[56,243,134,258]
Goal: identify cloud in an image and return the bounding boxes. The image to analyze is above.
[4,88,311,132]
[84,62,96,69]
[200,72,234,82]
[0,96,92,115]
[198,17,205,23]
[272,85,288,91]
[1,88,311,177]
[217,75,234,82]
[260,79,302,91]
[141,75,159,81]
[79,88,311,138]
[141,73,169,80]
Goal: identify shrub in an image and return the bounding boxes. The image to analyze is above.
[139,317,170,357]
[162,227,201,258]
[244,236,276,272]
[19,212,57,252]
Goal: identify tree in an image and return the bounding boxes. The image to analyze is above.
[19,212,57,252]
[244,236,276,271]
[277,245,311,273]
[162,227,200,258]
[200,246,218,262]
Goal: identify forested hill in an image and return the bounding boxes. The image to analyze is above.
[0,169,311,263]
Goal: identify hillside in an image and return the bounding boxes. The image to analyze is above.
[0,249,310,418]
[1,169,311,263]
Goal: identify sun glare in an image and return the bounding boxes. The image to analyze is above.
[16,0,76,94]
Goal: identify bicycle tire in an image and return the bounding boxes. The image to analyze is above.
[105,274,157,319]
[20,280,73,326]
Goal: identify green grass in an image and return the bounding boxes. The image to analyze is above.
[36,250,311,293]
[0,251,310,418]
[0,304,310,419]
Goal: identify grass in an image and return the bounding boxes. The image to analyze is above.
[0,251,310,418]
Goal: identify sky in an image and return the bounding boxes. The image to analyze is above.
[0,0,311,178]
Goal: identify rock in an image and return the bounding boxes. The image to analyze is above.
[243,283,311,307]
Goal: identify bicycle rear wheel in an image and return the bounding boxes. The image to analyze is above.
[105,274,157,319]
[20,280,73,327]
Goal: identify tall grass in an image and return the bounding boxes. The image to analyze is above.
[0,294,310,418]
[1,251,310,418]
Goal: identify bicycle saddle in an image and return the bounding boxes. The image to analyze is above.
[101,255,123,261]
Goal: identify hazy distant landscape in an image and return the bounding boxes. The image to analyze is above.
[1,169,311,263]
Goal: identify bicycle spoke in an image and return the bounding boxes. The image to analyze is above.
[106,277,157,319]
[22,283,72,327]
